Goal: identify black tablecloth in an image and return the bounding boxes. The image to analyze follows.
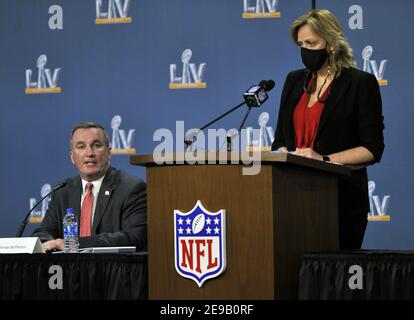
[299,250,414,300]
[0,253,148,300]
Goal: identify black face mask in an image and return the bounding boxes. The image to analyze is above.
[301,47,329,72]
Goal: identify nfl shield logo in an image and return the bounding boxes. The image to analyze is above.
[174,200,226,287]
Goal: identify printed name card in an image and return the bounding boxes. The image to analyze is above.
[0,237,44,254]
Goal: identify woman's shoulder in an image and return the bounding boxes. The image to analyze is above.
[285,68,375,81]
[282,69,307,86]
[336,67,379,91]
[342,67,378,82]
[286,68,307,79]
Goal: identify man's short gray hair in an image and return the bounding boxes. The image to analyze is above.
[70,122,110,148]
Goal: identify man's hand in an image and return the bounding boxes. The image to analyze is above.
[42,239,64,252]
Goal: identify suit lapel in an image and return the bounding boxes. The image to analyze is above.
[317,69,351,136]
[92,167,117,234]
[68,177,82,223]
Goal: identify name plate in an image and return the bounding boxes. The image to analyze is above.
[0,237,44,254]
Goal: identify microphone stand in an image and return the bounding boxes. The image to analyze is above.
[184,101,247,150]
[16,181,66,237]
[238,106,253,133]
[224,106,253,152]
[185,79,275,151]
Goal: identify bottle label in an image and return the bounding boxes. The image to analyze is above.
[64,224,78,236]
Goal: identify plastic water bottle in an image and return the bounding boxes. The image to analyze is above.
[63,208,79,253]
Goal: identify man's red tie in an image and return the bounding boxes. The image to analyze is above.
[80,182,94,237]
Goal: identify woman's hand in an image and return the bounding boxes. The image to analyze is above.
[293,148,323,161]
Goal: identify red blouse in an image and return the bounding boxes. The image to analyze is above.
[293,83,332,149]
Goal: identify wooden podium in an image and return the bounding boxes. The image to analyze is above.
[129,152,350,299]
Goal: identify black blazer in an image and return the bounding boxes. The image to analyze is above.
[272,67,385,213]
[272,67,384,161]
[32,167,147,250]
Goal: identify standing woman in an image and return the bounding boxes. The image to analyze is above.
[272,9,385,250]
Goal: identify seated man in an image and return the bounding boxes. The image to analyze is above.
[32,122,147,251]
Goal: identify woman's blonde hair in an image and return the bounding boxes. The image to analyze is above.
[291,9,356,76]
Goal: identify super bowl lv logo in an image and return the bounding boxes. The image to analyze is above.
[174,201,226,287]
[362,45,388,86]
[110,115,136,154]
[367,180,391,221]
[29,184,52,223]
[169,49,207,89]
[25,54,61,94]
[242,0,281,19]
[246,111,275,151]
[96,0,132,24]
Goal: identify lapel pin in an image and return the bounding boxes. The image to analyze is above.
[105,190,110,196]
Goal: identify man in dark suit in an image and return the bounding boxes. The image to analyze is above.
[32,122,147,251]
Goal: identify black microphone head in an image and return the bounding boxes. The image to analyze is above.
[260,80,275,92]
[54,180,68,190]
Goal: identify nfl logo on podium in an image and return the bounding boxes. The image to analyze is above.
[174,201,226,287]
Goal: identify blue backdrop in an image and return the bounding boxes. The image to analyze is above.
[0,0,411,249]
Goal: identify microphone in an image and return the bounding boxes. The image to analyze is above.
[243,80,275,107]
[16,180,68,237]
[184,80,275,151]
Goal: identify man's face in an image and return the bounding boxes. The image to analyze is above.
[70,128,111,181]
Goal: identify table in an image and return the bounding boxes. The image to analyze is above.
[0,253,148,300]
